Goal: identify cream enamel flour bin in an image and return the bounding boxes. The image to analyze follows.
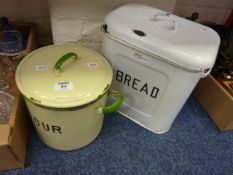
[15,44,123,150]
[102,4,220,133]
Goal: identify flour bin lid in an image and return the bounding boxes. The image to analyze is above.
[15,44,113,108]
[104,3,220,72]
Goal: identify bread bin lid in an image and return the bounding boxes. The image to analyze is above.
[104,3,220,72]
[15,43,113,108]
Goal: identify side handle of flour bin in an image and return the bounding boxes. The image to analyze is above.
[102,89,124,114]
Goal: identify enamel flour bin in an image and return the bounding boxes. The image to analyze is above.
[15,44,123,150]
[102,4,220,133]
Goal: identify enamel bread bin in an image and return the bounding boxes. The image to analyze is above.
[102,4,220,133]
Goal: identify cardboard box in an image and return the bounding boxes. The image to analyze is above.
[193,74,233,132]
[0,23,38,171]
[0,81,28,170]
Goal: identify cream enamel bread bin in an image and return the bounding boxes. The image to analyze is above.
[15,44,123,150]
[102,4,220,133]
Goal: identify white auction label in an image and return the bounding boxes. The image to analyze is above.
[55,82,73,91]
[36,65,48,71]
[88,62,99,68]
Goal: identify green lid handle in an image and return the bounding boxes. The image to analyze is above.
[102,89,124,114]
[55,52,78,71]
